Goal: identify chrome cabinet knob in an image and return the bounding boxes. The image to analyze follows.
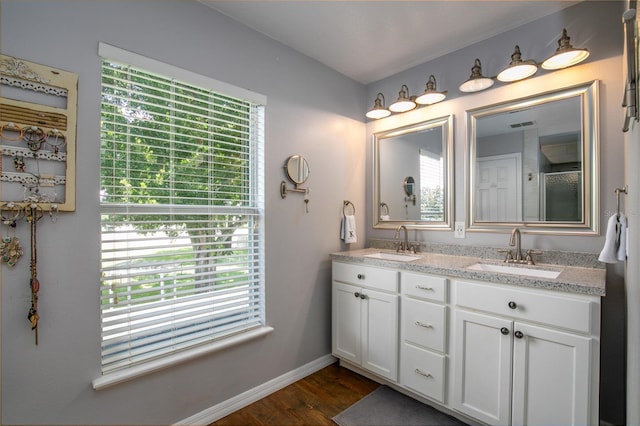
[354,292,360,298]
[359,293,367,300]
[357,273,365,279]
[514,330,524,339]
[508,301,517,309]
[500,327,510,335]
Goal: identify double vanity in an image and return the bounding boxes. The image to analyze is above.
[331,244,604,426]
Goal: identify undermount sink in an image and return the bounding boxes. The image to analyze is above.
[364,252,422,262]
[466,262,562,279]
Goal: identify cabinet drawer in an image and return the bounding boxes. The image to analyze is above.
[454,280,593,333]
[333,261,398,293]
[402,272,447,302]
[402,298,446,352]
[400,342,446,403]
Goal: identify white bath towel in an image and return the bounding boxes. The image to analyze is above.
[599,214,620,263]
[618,214,628,261]
[344,215,357,244]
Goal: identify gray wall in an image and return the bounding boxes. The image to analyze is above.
[364,2,626,424]
[0,1,366,424]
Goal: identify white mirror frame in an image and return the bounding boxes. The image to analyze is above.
[466,80,600,235]
[373,114,454,230]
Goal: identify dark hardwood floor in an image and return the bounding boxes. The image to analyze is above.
[211,362,379,425]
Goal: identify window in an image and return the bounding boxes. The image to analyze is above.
[98,44,265,375]
[419,148,444,221]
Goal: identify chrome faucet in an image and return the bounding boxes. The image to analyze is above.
[395,225,409,252]
[509,227,523,262]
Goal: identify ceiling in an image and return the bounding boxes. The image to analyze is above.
[200,1,579,84]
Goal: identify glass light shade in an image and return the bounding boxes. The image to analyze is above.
[366,93,391,119]
[415,75,447,105]
[366,107,391,119]
[497,45,538,82]
[542,50,589,70]
[497,63,537,82]
[459,59,494,93]
[542,29,589,70]
[388,84,416,113]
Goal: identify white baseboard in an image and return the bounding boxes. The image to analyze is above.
[173,354,337,426]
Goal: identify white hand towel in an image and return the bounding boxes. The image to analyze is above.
[344,215,357,244]
[340,216,345,240]
[599,214,620,263]
[617,214,627,261]
[380,215,390,221]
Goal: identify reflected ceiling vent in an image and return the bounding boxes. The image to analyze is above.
[509,121,535,128]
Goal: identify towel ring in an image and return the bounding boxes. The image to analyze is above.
[343,200,355,216]
[380,202,389,216]
[615,186,628,216]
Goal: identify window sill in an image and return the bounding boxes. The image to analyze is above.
[92,326,274,390]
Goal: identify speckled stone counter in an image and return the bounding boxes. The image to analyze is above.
[330,247,606,296]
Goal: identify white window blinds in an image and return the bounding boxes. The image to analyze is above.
[99,47,265,374]
[419,148,444,221]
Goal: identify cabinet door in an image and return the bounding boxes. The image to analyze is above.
[332,282,362,364]
[362,288,398,381]
[453,310,512,425]
[512,322,591,426]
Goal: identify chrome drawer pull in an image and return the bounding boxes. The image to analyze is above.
[415,368,432,378]
[415,321,433,328]
[416,285,434,291]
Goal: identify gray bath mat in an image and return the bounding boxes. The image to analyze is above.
[332,385,467,426]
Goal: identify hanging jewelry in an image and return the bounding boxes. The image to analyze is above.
[14,154,26,172]
[44,129,66,154]
[0,203,24,267]
[26,204,43,345]
[1,122,23,142]
[48,203,59,223]
[22,126,45,151]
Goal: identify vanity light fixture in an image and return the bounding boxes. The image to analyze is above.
[541,28,590,70]
[497,45,538,82]
[415,75,447,105]
[459,59,494,93]
[388,84,417,113]
[366,93,391,119]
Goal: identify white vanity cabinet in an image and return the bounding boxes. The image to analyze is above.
[331,261,399,381]
[399,272,448,403]
[452,279,600,426]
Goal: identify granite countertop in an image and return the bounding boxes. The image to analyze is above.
[330,247,606,296]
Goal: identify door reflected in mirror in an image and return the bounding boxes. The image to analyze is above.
[373,115,453,229]
[467,81,599,234]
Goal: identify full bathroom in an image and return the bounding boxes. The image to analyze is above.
[0,1,636,425]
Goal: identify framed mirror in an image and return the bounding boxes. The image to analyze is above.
[466,80,599,234]
[373,115,454,229]
[284,155,309,185]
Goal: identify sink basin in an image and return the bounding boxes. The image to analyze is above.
[364,252,422,262]
[466,262,561,279]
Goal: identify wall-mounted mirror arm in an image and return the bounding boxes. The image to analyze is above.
[280,181,309,198]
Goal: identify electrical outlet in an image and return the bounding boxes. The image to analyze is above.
[454,221,465,239]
